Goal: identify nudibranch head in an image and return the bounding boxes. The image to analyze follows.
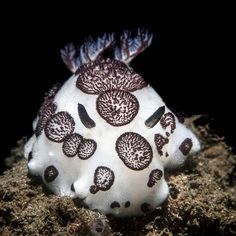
[24,29,200,217]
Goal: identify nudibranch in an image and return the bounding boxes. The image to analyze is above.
[24,30,200,217]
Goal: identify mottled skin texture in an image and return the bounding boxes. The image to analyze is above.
[24,30,200,217]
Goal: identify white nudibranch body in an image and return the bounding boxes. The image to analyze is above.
[24,30,200,217]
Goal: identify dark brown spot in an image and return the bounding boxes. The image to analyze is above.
[147,169,163,187]
[154,133,169,156]
[78,103,96,128]
[45,82,61,99]
[35,100,57,137]
[160,112,176,134]
[179,138,193,155]
[96,90,139,126]
[76,59,146,94]
[116,132,153,170]
[165,152,169,157]
[62,133,83,157]
[141,203,151,213]
[145,106,165,128]
[92,166,115,193]
[78,139,97,160]
[124,201,130,208]
[44,111,75,142]
[110,201,120,208]
[44,165,59,182]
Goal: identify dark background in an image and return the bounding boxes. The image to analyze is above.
[0,4,234,171]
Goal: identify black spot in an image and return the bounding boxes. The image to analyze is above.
[110,201,120,209]
[44,165,59,182]
[78,103,96,128]
[90,185,98,194]
[124,201,130,208]
[28,151,33,162]
[71,183,75,192]
[141,203,151,213]
[145,106,165,128]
